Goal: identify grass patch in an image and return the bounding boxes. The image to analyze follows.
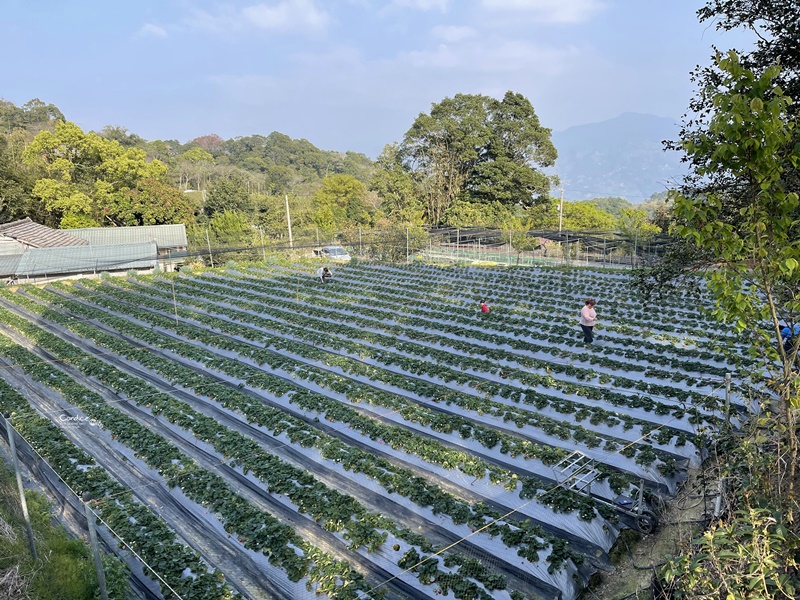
[0,460,129,599]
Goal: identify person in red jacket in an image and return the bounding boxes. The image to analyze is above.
[480,299,490,313]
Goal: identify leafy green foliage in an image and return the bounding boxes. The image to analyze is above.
[0,449,130,600]
[560,201,617,230]
[313,174,372,232]
[644,4,800,590]
[661,418,800,599]
[369,143,423,225]
[400,91,556,225]
[21,121,183,228]
[107,177,198,226]
[0,97,63,133]
[616,207,661,241]
[586,196,633,218]
[208,210,254,247]
[672,52,800,390]
[204,172,253,218]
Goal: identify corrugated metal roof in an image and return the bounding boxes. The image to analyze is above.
[14,241,157,277]
[0,218,89,248]
[0,255,21,277]
[67,224,187,248]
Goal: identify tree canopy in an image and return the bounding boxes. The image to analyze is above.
[313,174,371,233]
[586,196,632,218]
[651,50,800,600]
[204,172,252,218]
[0,94,656,243]
[561,201,617,230]
[400,91,556,226]
[369,144,423,225]
[22,121,191,227]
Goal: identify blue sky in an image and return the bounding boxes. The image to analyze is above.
[1,0,754,157]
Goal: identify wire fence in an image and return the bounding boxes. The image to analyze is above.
[184,226,676,270]
[2,226,675,284]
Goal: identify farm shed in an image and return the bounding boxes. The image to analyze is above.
[13,241,157,280]
[67,223,188,258]
[0,219,186,278]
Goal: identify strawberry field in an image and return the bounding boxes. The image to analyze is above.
[0,263,753,600]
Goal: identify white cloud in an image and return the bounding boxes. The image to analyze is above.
[431,25,477,43]
[183,0,330,36]
[137,23,168,38]
[242,0,331,32]
[389,0,450,12]
[184,6,244,35]
[480,0,606,23]
[401,37,581,74]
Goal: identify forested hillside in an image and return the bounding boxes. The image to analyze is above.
[0,93,663,248]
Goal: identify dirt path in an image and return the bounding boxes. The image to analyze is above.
[581,467,715,599]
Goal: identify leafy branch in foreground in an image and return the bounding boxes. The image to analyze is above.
[648,48,800,600]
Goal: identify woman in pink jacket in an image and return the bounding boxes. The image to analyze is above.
[580,298,597,343]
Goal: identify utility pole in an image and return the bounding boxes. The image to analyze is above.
[258,226,266,262]
[205,229,214,268]
[284,195,293,252]
[558,188,564,233]
[171,278,179,326]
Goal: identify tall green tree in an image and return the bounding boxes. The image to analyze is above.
[108,178,198,226]
[667,0,800,222]
[204,172,252,218]
[671,52,799,399]
[177,147,215,191]
[0,130,41,223]
[587,196,632,218]
[400,91,556,225]
[313,174,371,232]
[616,207,661,241]
[0,98,63,134]
[469,92,556,205]
[560,201,616,230]
[22,121,172,228]
[208,210,254,247]
[369,144,423,225]
[442,199,516,228]
[98,125,146,148]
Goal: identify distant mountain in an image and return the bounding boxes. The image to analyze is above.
[549,112,687,202]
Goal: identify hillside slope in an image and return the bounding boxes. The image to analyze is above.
[550,112,686,202]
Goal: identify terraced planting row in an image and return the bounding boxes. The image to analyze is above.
[0,264,752,600]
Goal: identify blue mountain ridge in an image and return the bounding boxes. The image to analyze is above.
[548,112,687,203]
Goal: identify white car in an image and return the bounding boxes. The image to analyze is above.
[316,245,351,262]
